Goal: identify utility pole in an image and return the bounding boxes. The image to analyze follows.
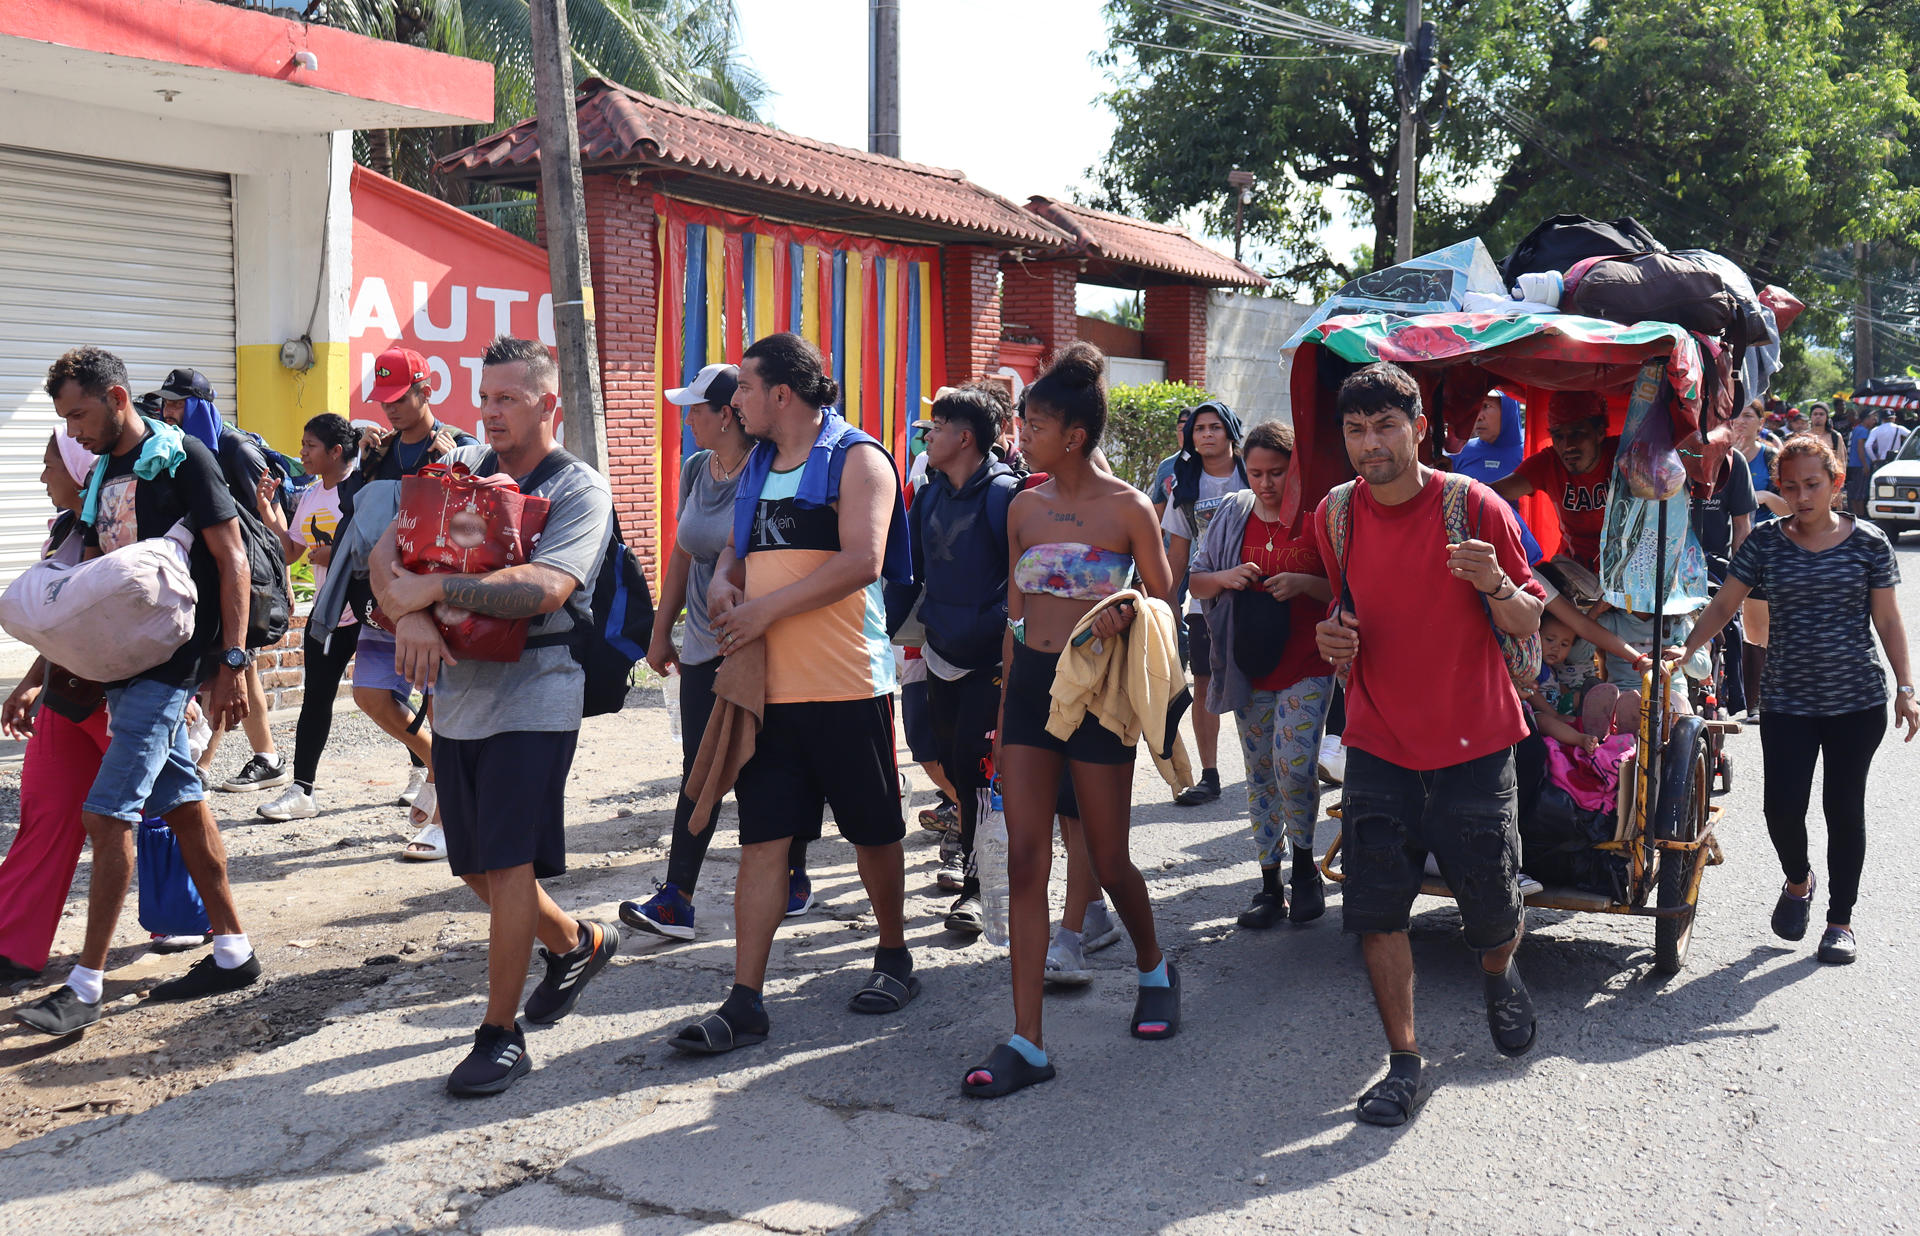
[529,0,608,473]
[869,0,900,157]
[1393,2,1433,263]
[1228,168,1254,262]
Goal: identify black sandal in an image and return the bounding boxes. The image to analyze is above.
[1129,962,1180,1039]
[962,1042,1056,1098]
[1355,1067,1433,1127]
[1483,961,1537,1058]
[668,1011,768,1055]
[847,970,920,1014]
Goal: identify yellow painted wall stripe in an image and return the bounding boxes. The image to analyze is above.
[752,234,775,345]
[704,224,726,364]
[800,244,821,347]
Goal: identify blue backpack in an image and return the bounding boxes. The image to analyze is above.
[485,449,656,717]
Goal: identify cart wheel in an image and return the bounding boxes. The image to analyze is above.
[1654,716,1709,975]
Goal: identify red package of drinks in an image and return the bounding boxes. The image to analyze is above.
[371,462,551,661]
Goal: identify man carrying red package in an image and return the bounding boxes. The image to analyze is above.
[369,335,619,1098]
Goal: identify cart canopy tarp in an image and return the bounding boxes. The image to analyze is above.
[1280,239,1508,354]
[1283,310,1709,544]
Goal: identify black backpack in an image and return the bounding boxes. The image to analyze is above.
[235,501,292,649]
[484,449,656,718]
[1500,214,1665,285]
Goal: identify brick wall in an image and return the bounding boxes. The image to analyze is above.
[582,177,663,577]
[1143,284,1209,386]
[941,246,1003,385]
[1000,260,1079,363]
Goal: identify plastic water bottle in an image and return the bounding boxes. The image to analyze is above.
[662,669,681,742]
[976,781,1011,947]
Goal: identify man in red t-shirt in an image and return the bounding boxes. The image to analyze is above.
[1494,390,1618,570]
[1314,362,1547,1128]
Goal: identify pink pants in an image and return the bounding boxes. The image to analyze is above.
[0,706,109,972]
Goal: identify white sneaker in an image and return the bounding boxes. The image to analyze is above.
[1045,929,1092,986]
[1518,871,1545,897]
[1081,901,1125,953]
[1318,735,1347,784]
[257,786,317,821]
[398,766,430,807]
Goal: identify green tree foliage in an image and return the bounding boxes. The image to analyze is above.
[1773,341,1848,407]
[307,0,764,206]
[1095,0,1920,382]
[1480,0,1920,369]
[1094,0,1561,292]
[1105,380,1210,491]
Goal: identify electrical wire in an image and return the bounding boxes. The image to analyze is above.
[1120,34,1394,60]
[1145,0,1402,56]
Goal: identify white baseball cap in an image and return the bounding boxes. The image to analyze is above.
[666,363,740,407]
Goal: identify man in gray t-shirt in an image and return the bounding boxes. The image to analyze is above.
[370,336,619,1099]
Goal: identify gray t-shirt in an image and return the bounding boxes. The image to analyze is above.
[1162,466,1247,614]
[676,449,741,667]
[431,444,614,740]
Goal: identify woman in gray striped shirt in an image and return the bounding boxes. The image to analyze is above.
[1673,435,1917,965]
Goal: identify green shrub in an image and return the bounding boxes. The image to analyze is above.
[1104,380,1212,493]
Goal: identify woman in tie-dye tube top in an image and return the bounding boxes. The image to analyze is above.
[961,342,1177,1099]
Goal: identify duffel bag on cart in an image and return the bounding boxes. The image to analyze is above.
[0,524,197,681]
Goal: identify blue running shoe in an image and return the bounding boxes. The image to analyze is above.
[620,882,696,942]
[786,869,815,918]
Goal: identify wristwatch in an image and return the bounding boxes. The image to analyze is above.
[221,647,250,671]
[1899,685,1915,698]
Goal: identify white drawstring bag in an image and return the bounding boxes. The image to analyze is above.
[0,523,198,681]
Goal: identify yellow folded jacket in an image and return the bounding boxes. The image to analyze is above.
[1045,589,1194,792]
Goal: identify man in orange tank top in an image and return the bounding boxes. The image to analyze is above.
[669,333,918,1055]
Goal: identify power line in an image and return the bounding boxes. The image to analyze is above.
[1120,34,1394,61]
[1144,0,1402,55]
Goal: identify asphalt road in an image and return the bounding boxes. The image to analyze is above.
[0,540,1916,1234]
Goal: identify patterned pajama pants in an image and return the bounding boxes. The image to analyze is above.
[1234,677,1334,868]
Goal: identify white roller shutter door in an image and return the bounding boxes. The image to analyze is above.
[0,146,237,648]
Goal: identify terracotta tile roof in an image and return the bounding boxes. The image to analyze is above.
[1023,197,1267,288]
[439,79,1071,249]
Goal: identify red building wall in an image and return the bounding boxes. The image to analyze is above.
[1001,259,1078,363]
[1144,284,1209,386]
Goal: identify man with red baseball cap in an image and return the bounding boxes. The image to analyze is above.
[346,346,477,509]
[341,345,477,861]
[1493,390,1618,570]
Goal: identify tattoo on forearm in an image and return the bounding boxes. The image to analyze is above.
[441,577,549,618]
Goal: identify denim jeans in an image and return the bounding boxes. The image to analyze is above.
[84,676,202,823]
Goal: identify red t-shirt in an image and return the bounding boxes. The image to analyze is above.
[1514,436,1618,567]
[1239,513,1333,692]
[1315,472,1544,772]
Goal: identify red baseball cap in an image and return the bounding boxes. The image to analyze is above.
[369,347,429,404]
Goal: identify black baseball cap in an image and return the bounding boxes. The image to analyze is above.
[155,367,215,402]
[134,392,164,417]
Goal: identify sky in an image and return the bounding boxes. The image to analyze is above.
[729,0,1352,312]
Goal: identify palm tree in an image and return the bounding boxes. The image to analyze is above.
[307,0,765,213]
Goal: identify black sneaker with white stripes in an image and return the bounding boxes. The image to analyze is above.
[219,753,291,793]
[446,1021,530,1097]
[522,920,620,1025]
